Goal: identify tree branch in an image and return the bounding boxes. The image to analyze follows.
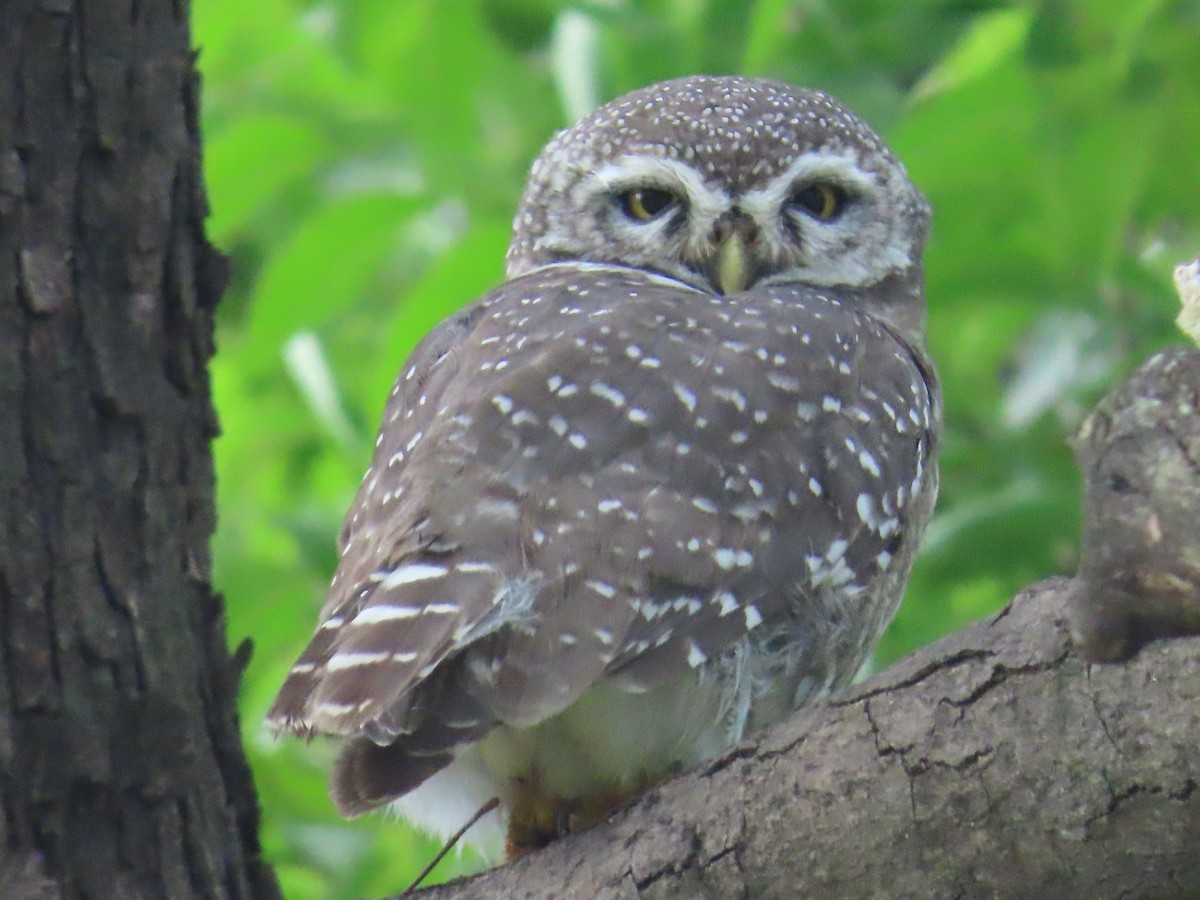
[1067,344,1200,661]
[410,579,1199,898]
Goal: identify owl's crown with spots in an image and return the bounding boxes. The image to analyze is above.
[507,75,929,301]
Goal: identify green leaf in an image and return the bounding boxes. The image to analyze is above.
[205,115,330,244]
[741,0,795,75]
[243,193,425,368]
[551,9,601,123]
[913,8,1032,101]
[372,223,510,396]
[283,332,360,452]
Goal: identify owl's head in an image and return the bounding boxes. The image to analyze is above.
[506,75,929,300]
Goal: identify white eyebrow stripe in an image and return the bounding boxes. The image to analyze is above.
[591,155,729,203]
[738,149,878,223]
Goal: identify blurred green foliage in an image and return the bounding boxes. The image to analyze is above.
[194,0,1200,894]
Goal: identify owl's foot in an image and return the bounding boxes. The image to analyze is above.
[505,779,632,860]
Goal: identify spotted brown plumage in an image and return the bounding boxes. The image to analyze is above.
[267,75,940,860]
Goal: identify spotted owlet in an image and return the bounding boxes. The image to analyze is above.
[267,75,939,860]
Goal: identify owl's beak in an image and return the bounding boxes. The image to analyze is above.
[707,216,762,295]
[714,232,750,295]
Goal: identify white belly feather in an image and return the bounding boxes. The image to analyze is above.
[390,667,742,861]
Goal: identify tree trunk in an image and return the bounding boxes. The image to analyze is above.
[0,1,277,897]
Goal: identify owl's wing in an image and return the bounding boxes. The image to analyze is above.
[596,298,939,705]
[268,265,938,818]
[268,266,692,743]
[454,277,938,730]
[266,301,487,734]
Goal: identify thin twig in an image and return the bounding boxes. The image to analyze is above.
[403,796,501,895]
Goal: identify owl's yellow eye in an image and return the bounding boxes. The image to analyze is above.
[618,187,678,222]
[788,182,845,221]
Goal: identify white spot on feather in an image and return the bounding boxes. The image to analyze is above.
[673,382,697,412]
[327,650,391,671]
[351,604,423,624]
[376,563,449,588]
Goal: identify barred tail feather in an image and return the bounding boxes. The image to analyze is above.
[267,559,503,740]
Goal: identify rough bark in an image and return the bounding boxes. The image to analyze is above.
[0,1,277,898]
[410,578,1200,899]
[1068,345,1200,661]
